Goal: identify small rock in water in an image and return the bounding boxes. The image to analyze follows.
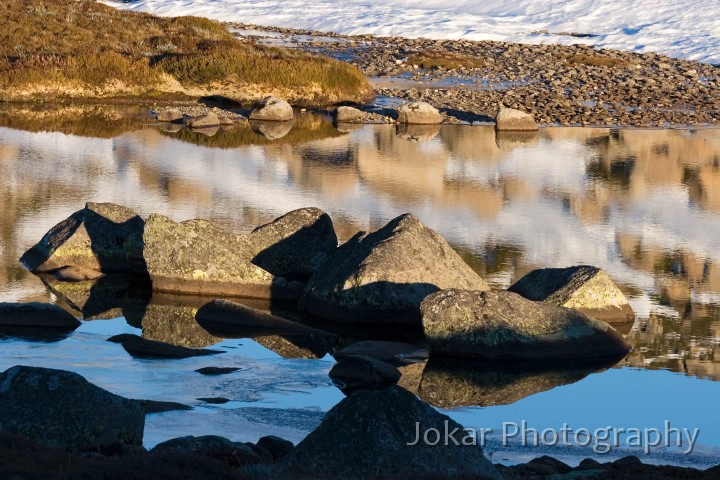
[0,302,80,329]
[195,366,241,375]
[495,107,538,131]
[249,96,294,121]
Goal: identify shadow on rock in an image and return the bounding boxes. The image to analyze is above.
[417,355,620,408]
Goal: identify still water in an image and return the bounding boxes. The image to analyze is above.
[0,104,718,467]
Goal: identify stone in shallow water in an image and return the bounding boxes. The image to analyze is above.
[396,101,442,124]
[329,355,401,395]
[249,96,294,121]
[0,366,144,451]
[107,333,224,359]
[299,213,489,325]
[508,265,634,322]
[0,302,79,329]
[282,386,501,480]
[421,288,631,361]
[495,107,538,131]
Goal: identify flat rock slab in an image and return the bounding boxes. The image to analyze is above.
[0,366,144,451]
[299,213,489,324]
[421,289,631,361]
[195,366,241,375]
[508,265,634,322]
[0,302,80,329]
[20,202,144,274]
[107,333,225,359]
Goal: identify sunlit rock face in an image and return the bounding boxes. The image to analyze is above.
[299,214,489,325]
[421,288,631,361]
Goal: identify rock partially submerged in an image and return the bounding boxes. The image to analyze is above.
[195,299,323,337]
[0,366,144,451]
[185,112,220,128]
[334,106,365,123]
[508,265,634,322]
[141,214,300,300]
[329,355,401,395]
[299,214,489,324]
[495,107,538,131]
[156,109,183,123]
[241,207,337,280]
[107,333,225,359]
[0,302,80,329]
[421,289,631,361]
[20,202,144,274]
[283,386,500,480]
[396,101,442,124]
[249,96,294,121]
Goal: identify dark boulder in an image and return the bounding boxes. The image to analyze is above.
[508,265,634,322]
[421,289,631,361]
[20,202,144,274]
[256,435,294,459]
[329,355,401,395]
[152,435,272,467]
[334,340,429,366]
[299,214,489,324]
[195,366,240,375]
[283,386,500,480]
[107,333,224,359]
[0,366,144,451]
[0,302,79,329]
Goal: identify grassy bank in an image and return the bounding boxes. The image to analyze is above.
[0,0,373,105]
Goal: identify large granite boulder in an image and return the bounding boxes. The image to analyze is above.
[0,302,80,329]
[508,265,634,322]
[299,214,489,324]
[495,108,538,131]
[421,289,631,361]
[0,366,144,451]
[20,202,144,274]
[240,207,337,280]
[249,96,293,121]
[141,214,300,300]
[396,101,442,124]
[283,386,500,479]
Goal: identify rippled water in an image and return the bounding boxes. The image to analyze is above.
[0,104,718,467]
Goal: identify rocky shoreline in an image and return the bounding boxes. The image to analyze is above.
[224,22,720,128]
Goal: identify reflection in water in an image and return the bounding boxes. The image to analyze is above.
[417,356,616,408]
[0,108,719,385]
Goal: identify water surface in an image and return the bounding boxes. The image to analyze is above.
[0,104,718,467]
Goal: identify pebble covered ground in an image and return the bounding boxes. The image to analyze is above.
[227,23,720,127]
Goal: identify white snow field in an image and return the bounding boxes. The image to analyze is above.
[106,0,720,63]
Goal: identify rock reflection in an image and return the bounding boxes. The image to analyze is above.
[494,130,538,149]
[250,119,294,140]
[417,356,618,408]
[395,123,440,142]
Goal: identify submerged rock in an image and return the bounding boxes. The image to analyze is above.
[141,214,300,300]
[196,299,322,338]
[0,302,80,329]
[508,265,634,322]
[156,109,183,123]
[299,214,489,324]
[241,207,337,280]
[249,96,294,121]
[495,108,538,131]
[20,202,144,274]
[195,366,241,375]
[421,289,631,361]
[0,366,144,451]
[396,101,442,124]
[329,355,401,395]
[107,333,224,359]
[283,386,500,480]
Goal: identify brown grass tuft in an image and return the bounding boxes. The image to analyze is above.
[406,51,485,70]
[565,53,632,68]
[0,0,372,104]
